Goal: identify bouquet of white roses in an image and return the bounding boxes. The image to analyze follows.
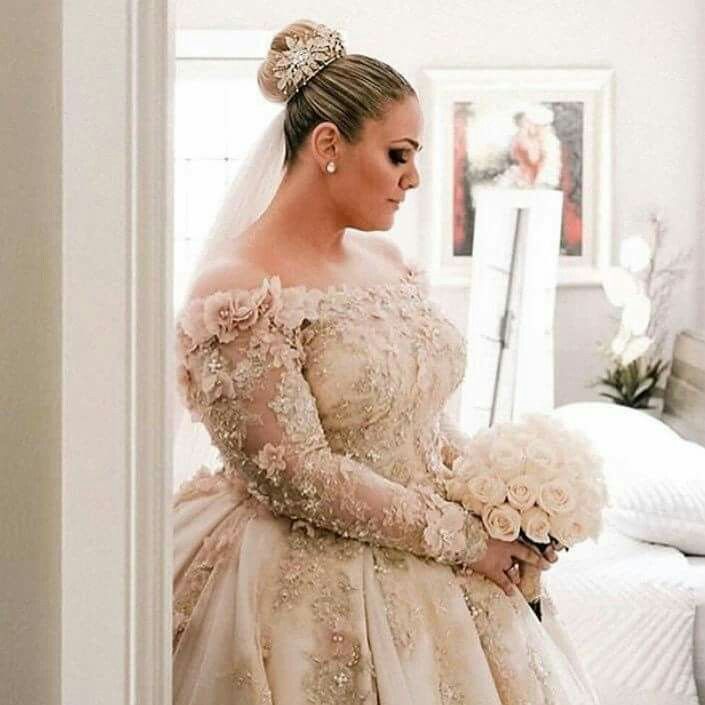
[444,413,608,602]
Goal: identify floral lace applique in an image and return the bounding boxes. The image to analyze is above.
[371,547,422,653]
[269,525,376,703]
[174,275,490,571]
[173,497,264,652]
[219,667,273,705]
[173,464,235,507]
[456,570,560,705]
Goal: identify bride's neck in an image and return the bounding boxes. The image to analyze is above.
[253,168,349,258]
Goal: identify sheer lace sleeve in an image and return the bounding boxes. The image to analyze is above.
[175,275,489,568]
[439,409,476,470]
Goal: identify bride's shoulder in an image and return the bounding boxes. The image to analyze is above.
[175,258,291,355]
[360,234,427,285]
[186,257,271,303]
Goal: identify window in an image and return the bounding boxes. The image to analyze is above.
[173,31,281,311]
[172,31,282,487]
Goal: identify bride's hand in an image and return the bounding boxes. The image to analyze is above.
[466,537,553,597]
[541,542,560,564]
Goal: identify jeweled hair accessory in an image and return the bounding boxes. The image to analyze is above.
[272,24,346,99]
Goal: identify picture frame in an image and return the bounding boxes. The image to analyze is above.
[418,67,615,287]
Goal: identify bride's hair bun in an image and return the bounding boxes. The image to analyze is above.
[257,20,415,169]
[257,19,343,103]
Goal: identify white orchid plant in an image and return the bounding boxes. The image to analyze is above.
[593,230,669,409]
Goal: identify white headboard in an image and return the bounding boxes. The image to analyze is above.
[661,329,705,446]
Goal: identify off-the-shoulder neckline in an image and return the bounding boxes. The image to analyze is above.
[184,265,423,304]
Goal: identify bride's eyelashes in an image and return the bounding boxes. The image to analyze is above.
[389,148,409,165]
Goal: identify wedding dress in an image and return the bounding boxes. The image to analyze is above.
[172,260,600,705]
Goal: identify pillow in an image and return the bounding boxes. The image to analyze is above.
[550,402,705,555]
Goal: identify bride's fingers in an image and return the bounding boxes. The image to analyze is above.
[517,537,545,559]
[543,545,558,562]
[513,544,552,570]
[495,571,515,597]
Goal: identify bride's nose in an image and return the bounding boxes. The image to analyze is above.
[401,164,420,190]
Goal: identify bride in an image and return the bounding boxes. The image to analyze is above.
[172,19,600,705]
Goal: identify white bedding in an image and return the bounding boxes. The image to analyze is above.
[683,556,705,703]
[540,402,705,704]
[543,517,705,705]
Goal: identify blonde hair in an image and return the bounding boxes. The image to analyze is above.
[257,19,416,168]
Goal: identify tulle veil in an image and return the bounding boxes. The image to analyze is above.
[172,107,287,490]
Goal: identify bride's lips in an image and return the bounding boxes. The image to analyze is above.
[388,200,400,209]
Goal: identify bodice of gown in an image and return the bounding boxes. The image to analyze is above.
[298,275,466,490]
[174,262,489,570]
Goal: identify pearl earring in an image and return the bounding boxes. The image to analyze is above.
[325,161,336,174]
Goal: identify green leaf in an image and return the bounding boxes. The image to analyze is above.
[598,392,627,403]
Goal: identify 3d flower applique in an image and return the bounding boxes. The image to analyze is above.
[175,325,194,359]
[272,285,322,331]
[178,297,210,350]
[203,287,262,343]
[259,329,300,368]
[202,291,238,343]
[418,487,467,560]
[173,464,230,506]
[191,465,229,494]
[423,502,467,560]
[254,443,287,485]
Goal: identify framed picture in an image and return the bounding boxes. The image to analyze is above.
[418,68,614,287]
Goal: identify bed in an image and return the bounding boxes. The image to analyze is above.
[542,329,705,705]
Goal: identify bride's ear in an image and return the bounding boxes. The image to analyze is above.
[310,121,342,169]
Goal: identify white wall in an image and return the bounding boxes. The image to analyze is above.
[0,2,62,704]
[177,0,705,405]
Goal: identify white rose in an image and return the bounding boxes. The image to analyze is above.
[465,430,494,458]
[538,479,576,515]
[490,421,517,437]
[562,457,590,480]
[576,477,607,511]
[452,454,489,476]
[463,474,507,514]
[522,413,562,438]
[526,437,560,472]
[513,430,538,446]
[488,438,526,479]
[551,513,589,547]
[521,506,551,543]
[482,502,521,541]
[506,474,540,511]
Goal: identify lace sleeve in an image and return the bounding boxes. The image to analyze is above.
[175,276,488,568]
[438,409,476,470]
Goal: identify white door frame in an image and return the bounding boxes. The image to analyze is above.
[62,2,173,703]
